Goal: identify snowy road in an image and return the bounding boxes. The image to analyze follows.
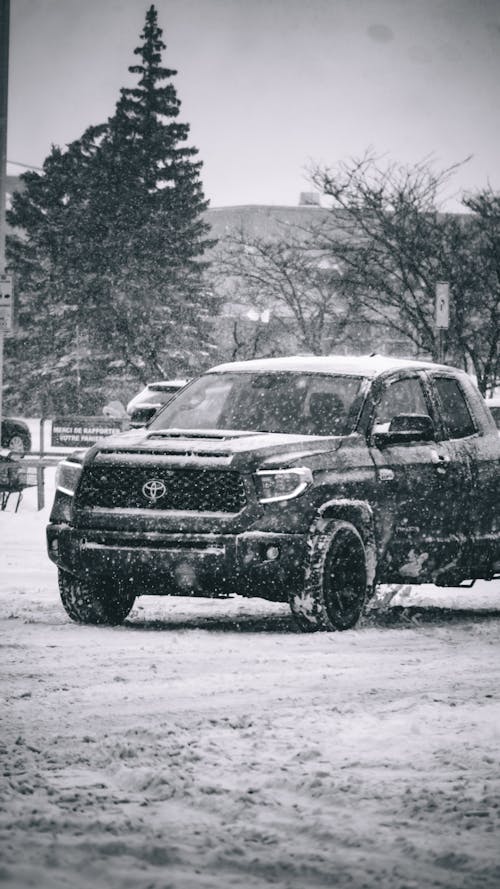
[1,474,500,888]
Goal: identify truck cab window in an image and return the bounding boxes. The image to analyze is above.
[433,377,476,439]
[373,377,428,432]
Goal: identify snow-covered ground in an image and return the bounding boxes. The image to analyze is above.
[1,470,500,888]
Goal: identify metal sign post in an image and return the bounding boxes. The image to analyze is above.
[435,281,450,363]
[0,0,10,435]
[0,274,12,331]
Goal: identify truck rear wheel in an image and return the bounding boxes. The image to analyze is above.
[289,520,368,632]
[58,570,136,625]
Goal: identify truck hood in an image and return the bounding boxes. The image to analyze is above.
[88,426,346,470]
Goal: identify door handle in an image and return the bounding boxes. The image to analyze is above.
[430,450,450,464]
[430,450,450,474]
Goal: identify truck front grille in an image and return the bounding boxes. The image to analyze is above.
[76,465,247,513]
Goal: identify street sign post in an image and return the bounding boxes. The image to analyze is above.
[0,0,10,436]
[435,282,450,363]
[435,282,450,329]
[0,274,13,332]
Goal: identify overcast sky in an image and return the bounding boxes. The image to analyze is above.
[7,0,500,209]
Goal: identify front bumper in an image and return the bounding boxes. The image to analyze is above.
[46,524,307,601]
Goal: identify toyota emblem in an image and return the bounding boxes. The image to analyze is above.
[142,478,167,503]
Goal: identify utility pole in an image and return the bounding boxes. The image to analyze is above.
[0,0,11,434]
[76,324,81,410]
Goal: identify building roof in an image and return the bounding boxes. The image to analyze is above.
[205,203,334,242]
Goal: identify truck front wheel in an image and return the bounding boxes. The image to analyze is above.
[58,570,136,625]
[289,520,368,632]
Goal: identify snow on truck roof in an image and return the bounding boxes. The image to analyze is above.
[209,354,453,378]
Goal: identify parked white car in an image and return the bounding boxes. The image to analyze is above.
[126,380,187,427]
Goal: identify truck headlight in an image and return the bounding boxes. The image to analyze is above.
[55,459,83,496]
[254,467,313,503]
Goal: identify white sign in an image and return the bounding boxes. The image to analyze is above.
[435,282,450,329]
[0,275,13,332]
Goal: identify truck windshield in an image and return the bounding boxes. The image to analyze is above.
[149,372,366,436]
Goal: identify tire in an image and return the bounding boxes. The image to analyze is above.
[289,520,368,632]
[58,570,136,625]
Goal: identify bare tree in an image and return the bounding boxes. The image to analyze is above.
[459,189,500,393]
[310,153,500,392]
[228,315,281,362]
[215,224,351,356]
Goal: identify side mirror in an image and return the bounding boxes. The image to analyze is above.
[373,413,436,447]
[129,406,158,428]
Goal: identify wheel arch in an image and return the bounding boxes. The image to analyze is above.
[313,498,377,588]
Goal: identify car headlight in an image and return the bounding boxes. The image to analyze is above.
[254,467,313,503]
[55,459,84,496]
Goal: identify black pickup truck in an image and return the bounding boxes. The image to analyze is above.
[47,355,500,631]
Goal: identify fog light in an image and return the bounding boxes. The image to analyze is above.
[50,539,59,556]
[265,545,280,561]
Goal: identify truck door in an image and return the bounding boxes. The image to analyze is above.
[368,372,466,583]
[430,372,500,579]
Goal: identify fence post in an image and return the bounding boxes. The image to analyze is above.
[39,417,45,456]
[36,463,44,511]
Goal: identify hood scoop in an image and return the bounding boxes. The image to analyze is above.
[145,428,255,441]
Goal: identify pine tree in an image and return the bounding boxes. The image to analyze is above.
[6,4,217,414]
